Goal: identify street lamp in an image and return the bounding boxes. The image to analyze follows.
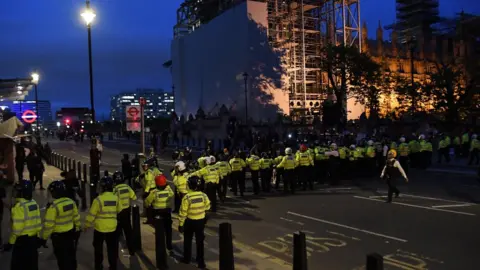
[81,0,96,123]
[242,72,248,123]
[31,72,40,129]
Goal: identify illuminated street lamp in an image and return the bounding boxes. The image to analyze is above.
[31,72,40,130]
[81,0,96,123]
[56,122,61,127]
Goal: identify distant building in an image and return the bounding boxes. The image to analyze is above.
[110,89,174,121]
[56,107,92,123]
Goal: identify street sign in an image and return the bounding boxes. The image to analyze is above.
[126,105,141,132]
[21,110,37,124]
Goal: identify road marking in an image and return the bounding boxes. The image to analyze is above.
[286,211,408,243]
[376,190,476,204]
[319,187,354,191]
[280,217,304,225]
[431,203,474,208]
[353,196,476,216]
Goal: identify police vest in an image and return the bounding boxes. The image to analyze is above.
[178,191,211,226]
[114,184,136,211]
[9,199,42,244]
[42,197,80,239]
[85,192,119,233]
[149,186,174,210]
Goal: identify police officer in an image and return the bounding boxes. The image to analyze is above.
[40,180,81,270]
[381,150,409,203]
[277,148,296,194]
[137,160,158,224]
[246,151,261,194]
[112,171,136,255]
[145,174,174,253]
[84,176,121,270]
[229,152,246,196]
[296,144,313,190]
[172,161,189,213]
[3,180,42,270]
[190,156,220,212]
[178,176,211,269]
[214,155,231,202]
[259,152,272,192]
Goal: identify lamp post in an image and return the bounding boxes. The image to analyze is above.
[31,72,40,132]
[81,0,96,123]
[242,72,248,123]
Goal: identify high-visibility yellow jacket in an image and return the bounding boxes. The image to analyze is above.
[215,161,231,178]
[85,192,121,233]
[173,171,189,194]
[198,157,207,168]
[462,133,469,144]
[470,139,480,151]
[438,139,448,150]
[453,136,461,145]
[409,140,420,153]
[229,158,246,172]
[366,146,376,158]
[41,197,80,239]
[277,154,296,170]
[398,143,409,156]
[390,142,398,151]
[419,140,430,152]
[296,151,313,166]
[178,191,211,226]
[191,164,220,184]
[246,155,261,171]
[9,198,42,244]
[274,156,284,165]
[114,183,137,212]
[145,186,174,210]
[339,147,348,159]
[259,158,273,169]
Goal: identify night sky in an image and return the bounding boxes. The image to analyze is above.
[1,0,479,118]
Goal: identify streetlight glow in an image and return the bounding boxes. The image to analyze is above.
[81,9,96,25]
[31,72,39,84]
[56,122,61,127]
[17,90,22,95]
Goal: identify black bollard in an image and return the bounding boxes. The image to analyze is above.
[293,231,307,270]
[52,153,56,167]
[366,253,383,270]
[68,158,72,170]
[60,156,64,170]
[64,156,68,170]
[219,222,234,270]
[132,205,142,251]
[83,164,88,183]
[72,160,76,173]
[77,161,82,180]
[154,215,167,269]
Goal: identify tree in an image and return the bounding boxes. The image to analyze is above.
[394,75,433,115]
[320,44,378,128]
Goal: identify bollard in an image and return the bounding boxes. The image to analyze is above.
[52,153,56,167]
[293,231,307,270]
[83,163,88,183]
[219,222,234,270]
[64,156,68,171]
[72,160,76,173]
[154,215,167,269]
[132,205,142,251]
[81,163,88,211]
[60,156,64,171]
[366,253,383,270]
[77,161,82,180]
[68,158,72,170]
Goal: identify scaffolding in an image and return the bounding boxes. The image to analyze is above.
[267,0,361,114]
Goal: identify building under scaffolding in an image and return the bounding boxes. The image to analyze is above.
[172,0,361,118]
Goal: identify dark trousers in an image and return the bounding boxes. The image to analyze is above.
[174,192,186,213]
[116,208,134,254]
[316,160,327,183]
[206,182,217,212]
[386,178,400,202]
[399,156,409,174]
[153,210,173,250]
[418,151,429,169]
[230,171,245,196]
[11,235,38,270]
[250,170,260,194]
[183,218,206,268]
[462,143,469,157]
[437,148,450,163]
[468,149,480,165]
[283,169,295,194]
[93,230,118,270]
[29,171,43,189]
[260,169,271,192]
[298,166,312,190]
[16,165,24,181]
[51,230,77,270]
[275,168,283,189]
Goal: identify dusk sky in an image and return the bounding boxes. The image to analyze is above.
[1,0,479,118]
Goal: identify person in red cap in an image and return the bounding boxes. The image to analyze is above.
[144,174,174,254]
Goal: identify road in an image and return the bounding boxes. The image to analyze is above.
[47,138,480,270]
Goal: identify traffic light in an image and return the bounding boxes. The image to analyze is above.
[80,129,84,133]
[65,119,71,124]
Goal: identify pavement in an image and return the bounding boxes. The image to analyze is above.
[43,137,480,270]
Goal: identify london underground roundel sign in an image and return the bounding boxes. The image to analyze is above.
[22,110,37,124]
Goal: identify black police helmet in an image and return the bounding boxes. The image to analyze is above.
[48,180,67,199]
[100,176,114,192]
[14,180,33,200]
[187,175,202,191]
[112,171,124,184]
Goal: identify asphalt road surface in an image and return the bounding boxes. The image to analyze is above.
[47,138,480,270]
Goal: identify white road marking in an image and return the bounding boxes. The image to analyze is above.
[376,190,476,204]
[431,203,474,208]
[280,217,304,225]
[286,211,408,243]
[353,196,476,216]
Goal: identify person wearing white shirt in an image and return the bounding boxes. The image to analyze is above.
[381,149,408,203]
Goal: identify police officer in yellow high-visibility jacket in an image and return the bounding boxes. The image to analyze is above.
[365,140,377,177]
[112,171,136,255]
[229,153,246,196]
[84,176,122,270]
[246,152,261,195]
[138,160,161,224]
[190,156,220,212]
[172,161,189,213]
[4,180,42,270]
[178,176,211,269]
[259,152,273,192]
[296,144,314,190]
[277,148,297,194]
[145,175,174,253]
[215,155,231,201]
[40,180,81,270]
[398,137,409,173]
